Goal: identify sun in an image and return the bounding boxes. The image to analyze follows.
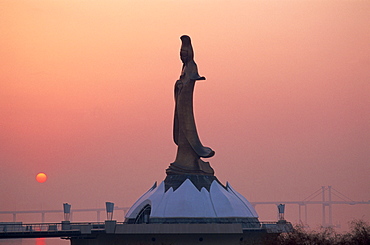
[36,172,47,183]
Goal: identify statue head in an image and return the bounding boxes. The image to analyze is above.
[180,35,191,46]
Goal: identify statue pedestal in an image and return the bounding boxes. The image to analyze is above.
[125,175,259,228]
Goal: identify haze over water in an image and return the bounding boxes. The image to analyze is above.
[1,0,369,233]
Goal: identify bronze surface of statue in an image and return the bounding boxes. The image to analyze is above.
[166,35,215,176]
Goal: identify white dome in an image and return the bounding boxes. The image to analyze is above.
[125,179,258,220]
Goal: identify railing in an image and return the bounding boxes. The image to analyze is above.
[0,222,119,232]
[0,207,129,223]
[0,222,110,239]
[1,222,62,234]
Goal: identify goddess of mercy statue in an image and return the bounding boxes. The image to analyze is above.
[166,35,215,176]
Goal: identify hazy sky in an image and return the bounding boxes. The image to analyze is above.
[1,0,369,230]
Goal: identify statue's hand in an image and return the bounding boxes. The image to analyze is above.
[196,76,206,81]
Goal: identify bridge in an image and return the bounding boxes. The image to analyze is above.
[251,186,370,227]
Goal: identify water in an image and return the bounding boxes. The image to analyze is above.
[0,238,69,245]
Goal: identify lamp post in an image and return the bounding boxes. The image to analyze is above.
[278,204,285,221]
[105,202,114,221]
[62,203,71,230]
[63,203,71,221]
[105,202,116,233]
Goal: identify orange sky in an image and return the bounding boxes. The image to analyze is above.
[1,0,369,230]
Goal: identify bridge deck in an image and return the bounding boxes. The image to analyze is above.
[0,222,104,239]
[0,221,293,239]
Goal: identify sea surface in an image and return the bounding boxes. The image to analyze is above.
[0,238,69,245]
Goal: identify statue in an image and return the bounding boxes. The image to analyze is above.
[166,35,215,176]
[125,36,261,230]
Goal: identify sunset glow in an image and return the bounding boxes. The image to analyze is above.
[0,0,369,231]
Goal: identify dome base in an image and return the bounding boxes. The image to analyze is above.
[125,175,259,225]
